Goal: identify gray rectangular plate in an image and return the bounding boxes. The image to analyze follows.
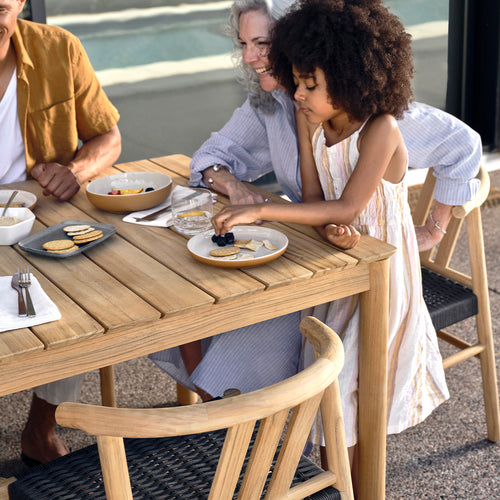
[17,220,116,259]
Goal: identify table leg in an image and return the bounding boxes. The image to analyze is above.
[358,258,390,500]
[100,365,117,407]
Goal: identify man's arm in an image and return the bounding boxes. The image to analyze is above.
[31,125,121,201]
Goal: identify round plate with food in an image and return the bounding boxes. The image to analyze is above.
[0,189,37,210]
[187,225,288,268]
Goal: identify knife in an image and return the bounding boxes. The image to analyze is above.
[133,204,172,221]
[11,273,27,316]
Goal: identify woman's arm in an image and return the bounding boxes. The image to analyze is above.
[212,115,403,233]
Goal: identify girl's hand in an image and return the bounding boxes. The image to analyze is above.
[212,204,262,234]
[324,223,360,249]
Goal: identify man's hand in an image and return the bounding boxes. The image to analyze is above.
[31,162,80,201]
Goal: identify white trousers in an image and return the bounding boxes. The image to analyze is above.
[33,374,85,405]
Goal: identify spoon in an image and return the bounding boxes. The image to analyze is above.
[1,190,19,217]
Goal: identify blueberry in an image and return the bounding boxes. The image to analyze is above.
[211,234,218,243]
[225,232,235,244]
[216,235,227,246]
[145,187,154,192]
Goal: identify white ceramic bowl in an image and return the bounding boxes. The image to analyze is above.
[86,172,172,213]
[0,207,36,245]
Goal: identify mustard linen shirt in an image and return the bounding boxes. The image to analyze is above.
[12,19,120,174]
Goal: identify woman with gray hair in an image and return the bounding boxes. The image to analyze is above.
[150,0,481,402]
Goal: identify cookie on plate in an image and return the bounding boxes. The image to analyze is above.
[209,246,240,257]
[63,224,91,233]
[42,239,75,251]
[47,244,80,254]
[72,229,103,244]
[66,227,95,237]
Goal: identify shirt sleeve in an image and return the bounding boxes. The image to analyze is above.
[69,34,120,141]
[189,98,274,188]
[398,102,482,205]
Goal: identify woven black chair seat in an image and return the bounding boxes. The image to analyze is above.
[422,267,478,331]
[9,428,340,499]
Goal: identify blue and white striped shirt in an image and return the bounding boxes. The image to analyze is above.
[190,93,481,206]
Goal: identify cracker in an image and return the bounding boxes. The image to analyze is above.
[235,239,263,251]
[47,244,79,254]
[73,229,103,241]
[66,227,95,236]
[209,246,240,257]
[219,254,239,261]
[42,239,75,251]
[234,239,251,248]
[245,239,263,251]
[72,233,103,244]
[63,224,91,233]
[262,239,277,251]
[236,252,255,260]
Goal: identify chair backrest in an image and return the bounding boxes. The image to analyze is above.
[55,316,353,500]
[412,165,490,284]
[412,165,500,443]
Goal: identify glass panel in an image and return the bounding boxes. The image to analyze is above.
[385,0,449,110]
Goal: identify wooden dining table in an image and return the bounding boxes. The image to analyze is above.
[0,154,395,500]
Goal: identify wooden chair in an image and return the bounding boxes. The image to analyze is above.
[413,165,500,442]
[5,316,353,500]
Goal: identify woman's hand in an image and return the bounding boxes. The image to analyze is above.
[323,223,360,249]
[212,204,263,234]
[414,224,444,252]
[226,179,270,205]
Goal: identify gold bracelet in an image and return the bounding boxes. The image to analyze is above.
[429,212,447,234]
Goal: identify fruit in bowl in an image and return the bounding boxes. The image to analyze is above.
[86,172,172,212]
[0,207,36,245]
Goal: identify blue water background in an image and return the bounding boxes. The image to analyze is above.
[49,0,449,72]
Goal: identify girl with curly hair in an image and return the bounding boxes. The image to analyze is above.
[212,0,449,484]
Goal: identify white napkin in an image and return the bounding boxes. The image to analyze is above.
[122,186,217,227]
[0,275,61,332]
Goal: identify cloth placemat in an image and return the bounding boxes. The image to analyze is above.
[0,275,61,332]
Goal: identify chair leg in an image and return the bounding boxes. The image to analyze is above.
[476,308,500,442]
[100,366,117,407]
[177,383,199,405]
[467,208,500,441]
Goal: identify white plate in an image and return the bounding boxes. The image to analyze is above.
[187,225,288,268]
[0,189,37,210]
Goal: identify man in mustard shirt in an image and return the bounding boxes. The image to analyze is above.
[0,0,121,464]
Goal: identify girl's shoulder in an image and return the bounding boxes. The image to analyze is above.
[360,114,400,141]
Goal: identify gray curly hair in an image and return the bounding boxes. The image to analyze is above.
[225,0,286,113]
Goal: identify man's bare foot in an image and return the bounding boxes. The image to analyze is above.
[20,394,70,463]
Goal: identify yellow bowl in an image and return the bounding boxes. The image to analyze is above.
[86,172,172,213]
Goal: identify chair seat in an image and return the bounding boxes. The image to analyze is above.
[9,428,340,499]
[422,267,478,331]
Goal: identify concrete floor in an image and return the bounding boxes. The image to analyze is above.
[1,171,499,499]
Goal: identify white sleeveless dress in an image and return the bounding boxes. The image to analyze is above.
[303,123,449,447]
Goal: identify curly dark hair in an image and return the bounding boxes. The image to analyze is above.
[268,0,414,120]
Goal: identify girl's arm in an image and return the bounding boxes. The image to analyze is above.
[297,110,360,248]
[212,115,403,233]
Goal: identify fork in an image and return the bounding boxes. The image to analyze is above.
[18,267,36,317]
